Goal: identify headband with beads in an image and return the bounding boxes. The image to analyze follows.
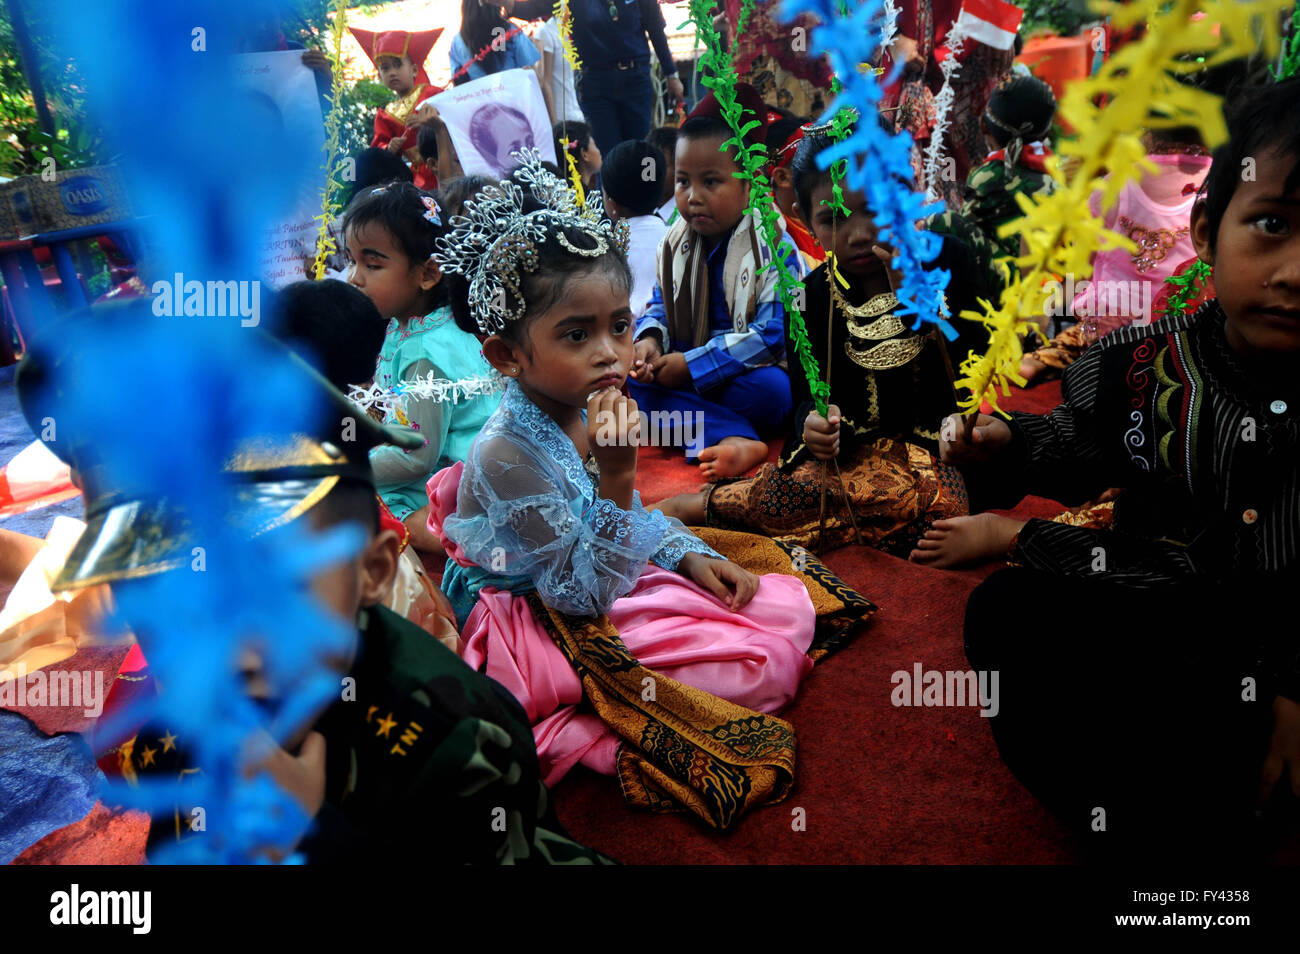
[433,148,629,335]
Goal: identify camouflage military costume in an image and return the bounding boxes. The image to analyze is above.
[929,156,1055,298]
[306,604,609,864]
[122,604,610,864]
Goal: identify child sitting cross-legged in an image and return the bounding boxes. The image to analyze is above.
[655,111,988,554]
[927,77,1300,861]
[630,83,805,480]
[424,152,818,789]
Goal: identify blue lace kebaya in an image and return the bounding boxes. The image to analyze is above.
[442,380,721,619]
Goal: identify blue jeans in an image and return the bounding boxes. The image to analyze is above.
[577,65,654,154]
[628,365,793,459]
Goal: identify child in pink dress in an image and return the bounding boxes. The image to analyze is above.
[1024,132,1213,380]
[425,153,816,786]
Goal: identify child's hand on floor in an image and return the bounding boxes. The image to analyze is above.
[804,404,841,460]
[939,413,1012,466]
[1260,695,1300,804]
[587,387,641,477]
[651,351,691,389]
[631,337,661,383]
[679,552,759,610]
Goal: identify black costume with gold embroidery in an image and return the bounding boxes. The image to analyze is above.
[780,244,987,468]
[704,244,985,554]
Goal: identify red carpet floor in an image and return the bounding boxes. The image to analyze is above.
[11,382,1082,864]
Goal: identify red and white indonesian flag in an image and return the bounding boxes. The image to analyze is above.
[955,0,1024,51]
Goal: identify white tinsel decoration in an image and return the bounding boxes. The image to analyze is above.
[880,0,900,54]
[348,371,506,417]
[921,18,968,204]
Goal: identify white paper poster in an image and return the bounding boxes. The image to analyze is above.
[426,69,557,178]
[233,51,326,288]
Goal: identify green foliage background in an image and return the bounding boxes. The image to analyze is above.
[0,4,102,176]
[1012,0,1098,38]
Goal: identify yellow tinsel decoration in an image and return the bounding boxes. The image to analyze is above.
[311,0,349,281]
[554,0,582,72]
[565,149,587,210]
[954,0,1289,419]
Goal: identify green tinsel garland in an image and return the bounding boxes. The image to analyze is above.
[1272,0,1300,80]
[686,0,831,414]
[821,98,855,220]
[1157,258,1212,321]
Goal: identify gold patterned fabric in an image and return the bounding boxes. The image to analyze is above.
[707,437,970,555]
[1050,489,1120,530]
[528,527,874,830]
[1028,323,1092,373]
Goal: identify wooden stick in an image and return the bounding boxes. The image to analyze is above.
[815,458,830,556]
[926,323,975,439]
[816,244,868,548]
[817,233,837,556]
[831,457,865,546]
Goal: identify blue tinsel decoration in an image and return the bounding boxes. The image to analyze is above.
[778,0,956,338]
[41,0,365,862]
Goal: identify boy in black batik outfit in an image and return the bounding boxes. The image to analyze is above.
[936,78,1300,861]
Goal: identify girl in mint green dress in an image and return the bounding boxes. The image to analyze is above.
[342,182,502,527]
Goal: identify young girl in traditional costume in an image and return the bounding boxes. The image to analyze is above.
[424,152,817,787]
[342,182,502,551]
[655,116,986,554]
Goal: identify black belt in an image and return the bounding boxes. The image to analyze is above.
[587,59,648,71]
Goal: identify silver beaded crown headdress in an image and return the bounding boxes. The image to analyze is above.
[433,148,630,335]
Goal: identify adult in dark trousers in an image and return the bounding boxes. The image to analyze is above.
[488,0,684,154]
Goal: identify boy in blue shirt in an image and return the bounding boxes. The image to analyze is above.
[630,84,805,480]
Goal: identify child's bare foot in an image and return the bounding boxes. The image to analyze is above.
[698,437,768,480]
[653,491,707,524]
[908,513,1025,569]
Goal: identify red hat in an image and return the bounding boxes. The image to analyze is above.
[686,82,769,153]
[772,124,807,170]
[349,27,443,87]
